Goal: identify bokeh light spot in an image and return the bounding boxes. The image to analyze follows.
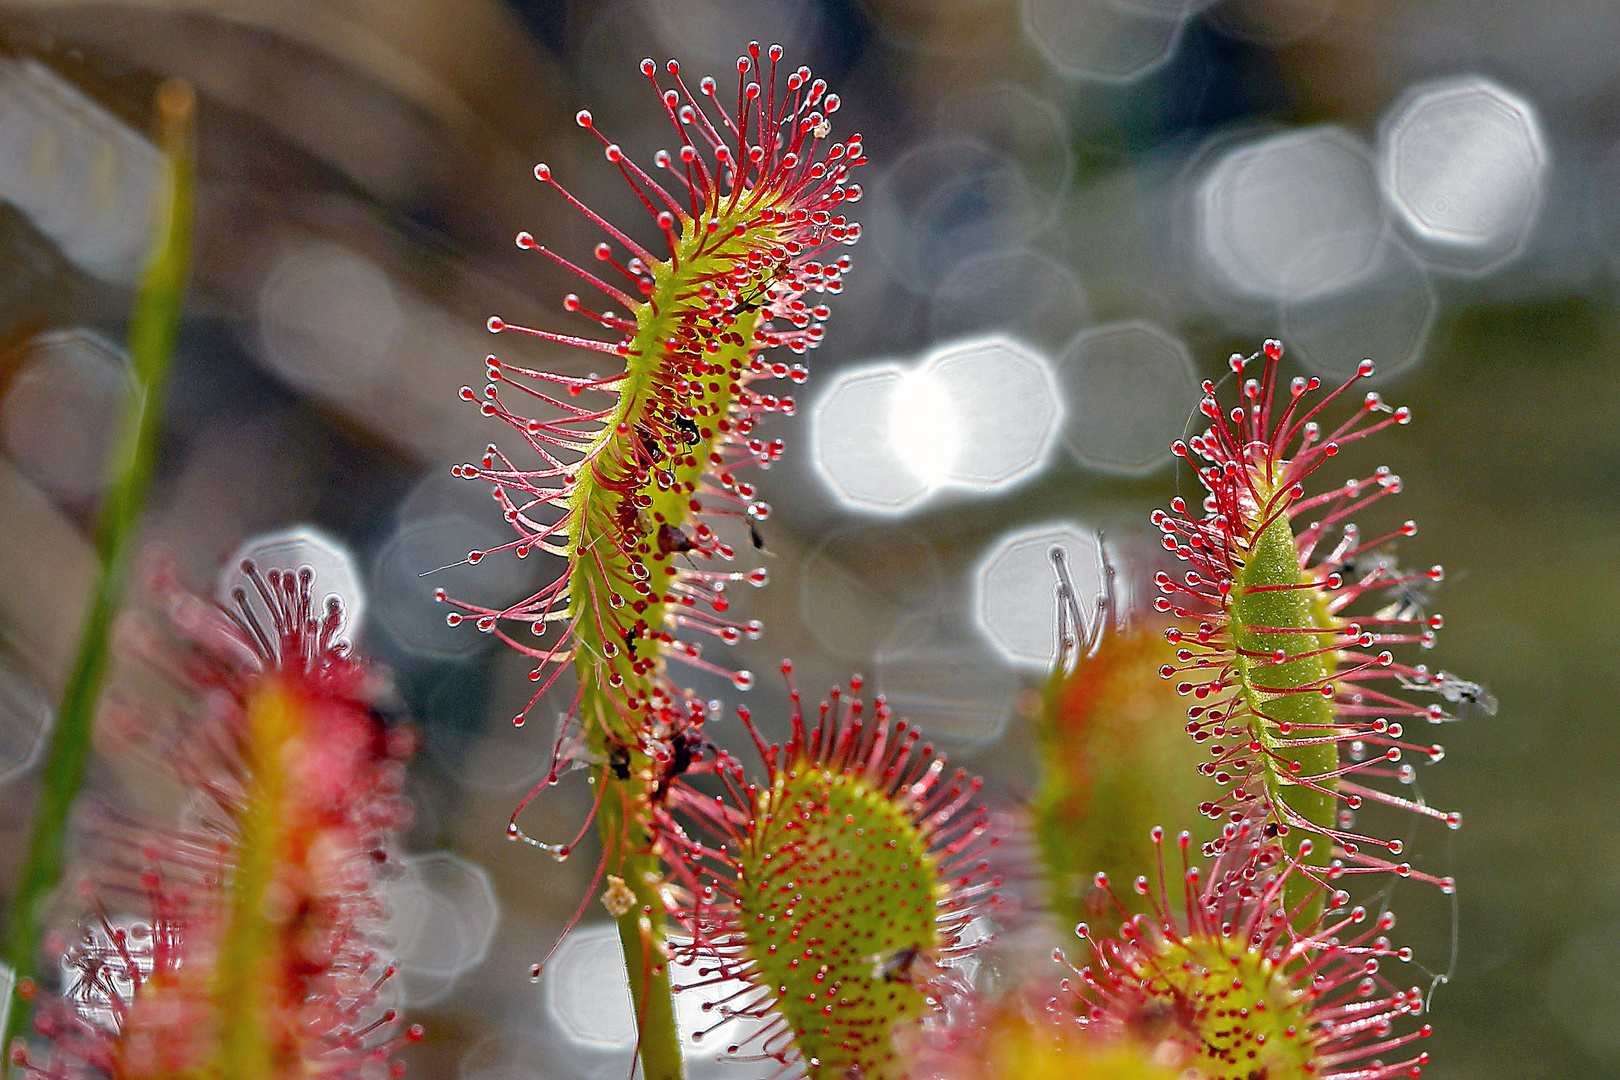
[1,329,134,502]
[1196,126,1386,302]
[974,523,1101,669]
[811,363,930,513]
[387,852,500,1005]
[1021,0,1185,83]
[1055,320,1196,473]
[219,526,365,643]
[1379,75,1548,273]
[924,336,1061,489]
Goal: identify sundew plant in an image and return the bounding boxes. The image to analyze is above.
[0,36,1487,1080]
[436,47,1477,1080]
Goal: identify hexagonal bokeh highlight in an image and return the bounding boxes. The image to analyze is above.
[1055,321,1197,474]
[1282,237,1438,380]
[1021,0,1185,82]
[543,925,636,1051]
[814,341,1061,515]
[386,851,500,1005]
[1196,126,1387,303]
[542,925,768,1079]
[923,336,1061,490]
[973,522,1101,670]
[219,525,366,643]
[1378,75,1548,274]
[811,362,931,514]
[0,645,52,788]
[866,140,1041,295]
[1,329,135,501]
[930,249,1090,355]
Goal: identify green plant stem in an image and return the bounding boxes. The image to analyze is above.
[596,769,684,1080]
[1,80,193,1051]
[579,669,683,1080]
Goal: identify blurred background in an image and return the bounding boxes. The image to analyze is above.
[0,1,1610,1077]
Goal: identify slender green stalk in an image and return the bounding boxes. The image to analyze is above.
[596,771,683,1080]
[1,80,194,1049]
[570,676,683,1080]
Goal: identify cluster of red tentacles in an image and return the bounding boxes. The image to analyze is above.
[1059,818,1433,1080]
[13,560,419,1080]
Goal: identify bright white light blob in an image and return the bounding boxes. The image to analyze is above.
[219,526,365,645]
[923,336,1061,490]
[813,340,1059,514]
[543,925,764,1078]
[387,852,500,1005]
[890,368,959,488]
[973,523,1102,670]
[543,925,635,1051]
[1196,126,1388,302]
[1378,75,1548,274]
[1,329,133,501]
[812,363,931,514]
[1056,320,1197,474]
[1021,0,1186,83]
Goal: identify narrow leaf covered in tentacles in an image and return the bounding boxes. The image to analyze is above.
[11,560,419,1080]
[670,667,997,1080]
[445,43,862,749]
[1151,340,1484,913]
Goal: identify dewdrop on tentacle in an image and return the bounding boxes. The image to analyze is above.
[666,664,998,1080]
[443,44,862,795]
[1151,340,1478,913]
